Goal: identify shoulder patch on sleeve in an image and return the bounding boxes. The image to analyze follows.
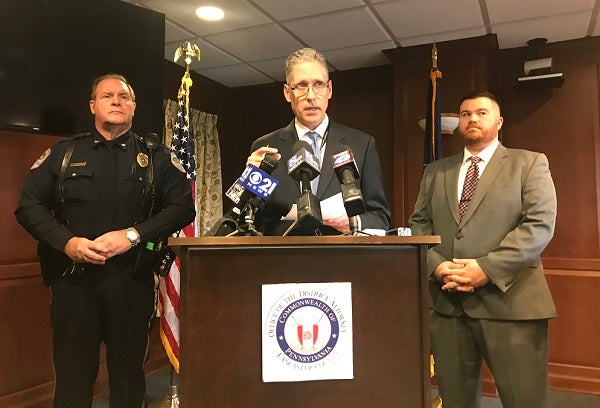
[31,148,51,169]
[170,151,186,173]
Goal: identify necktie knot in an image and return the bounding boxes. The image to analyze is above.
[470,156,481,165]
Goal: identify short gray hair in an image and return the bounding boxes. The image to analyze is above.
[90,73,136,102]
[285,48,328,83]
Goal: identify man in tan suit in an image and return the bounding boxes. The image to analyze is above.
[409,91,557,408]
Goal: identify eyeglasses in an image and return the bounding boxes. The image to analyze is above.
[287,81,329,95]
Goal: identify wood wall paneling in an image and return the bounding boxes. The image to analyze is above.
[221,65,395,211]
[386,34,600,395]
[0,130,169,406]
[546,268,600,393]
[0,270,53,407]
[1,131,62,263]
[327,65,395,217]
[497,51,600,259]
[4,33,600,404]
[223,82,291,190]
[0,131,60,407]
[384,35,497,225]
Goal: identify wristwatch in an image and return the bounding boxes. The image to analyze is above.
[125,227,140,247]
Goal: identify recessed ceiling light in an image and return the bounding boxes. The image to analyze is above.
[195,6,224,21]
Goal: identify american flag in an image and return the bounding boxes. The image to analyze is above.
[159,72,197,373]
[171,74,197,183]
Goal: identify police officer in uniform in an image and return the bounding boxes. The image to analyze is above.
[15,74,195,407]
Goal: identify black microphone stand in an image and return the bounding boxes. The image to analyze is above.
[349,215,359,235]
[283,173,322,236]
[343,215,372,236]
[227,204,262,236]
[282,217,300,237]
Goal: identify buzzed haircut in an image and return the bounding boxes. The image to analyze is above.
[460,90,500,113]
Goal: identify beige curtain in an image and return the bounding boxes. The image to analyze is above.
[163,99,222,236]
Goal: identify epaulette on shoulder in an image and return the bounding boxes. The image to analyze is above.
[134,132,168,151]
[54,132,90,147]
[157,143,171,153]
[69,132,92,140]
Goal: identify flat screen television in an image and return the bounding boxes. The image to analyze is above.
[0,0,165,136]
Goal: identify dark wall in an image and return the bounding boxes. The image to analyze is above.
[221,81,291,194]
[0,0,165,135]
[172,34,600,394]
[3,32,600,405]
[0,130,169,406]
[384,35,498,225]
[219,66,392,210]
[385,34,600,395]
[495,38,600,259]
[171,64,395,215]
[493,39,600,393]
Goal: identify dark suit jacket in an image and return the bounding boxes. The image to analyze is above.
[250,119,390,236]
[409,144,557,320]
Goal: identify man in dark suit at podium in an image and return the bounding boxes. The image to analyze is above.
[409,91,557,408]
[246,47,390,236]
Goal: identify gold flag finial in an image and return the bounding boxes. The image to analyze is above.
[174,41,201,73]
[431,41,438,70]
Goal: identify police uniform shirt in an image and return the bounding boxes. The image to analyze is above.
[15,130,195,266]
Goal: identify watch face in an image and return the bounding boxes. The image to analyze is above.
[127,229,138,244]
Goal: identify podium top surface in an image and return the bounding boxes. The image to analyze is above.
[169,235,440,248]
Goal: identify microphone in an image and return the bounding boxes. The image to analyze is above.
[285,141,322,234]
[287,140,320,193]
[226,154,279,210]
[206,154,279,236]
[332,145,366,217]
[205,216,238,237]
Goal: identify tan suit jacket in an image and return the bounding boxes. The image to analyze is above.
[409,144,557,320]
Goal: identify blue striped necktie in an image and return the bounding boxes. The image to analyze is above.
[306,131,320,192]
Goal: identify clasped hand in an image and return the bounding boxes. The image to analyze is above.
[63,230,135,264]
[434,258,489,293]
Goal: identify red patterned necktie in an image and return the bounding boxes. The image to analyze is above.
[459,156,482,218]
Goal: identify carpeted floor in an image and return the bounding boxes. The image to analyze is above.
[92,366,600,407]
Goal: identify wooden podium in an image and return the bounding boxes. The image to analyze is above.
[169,235,439,408]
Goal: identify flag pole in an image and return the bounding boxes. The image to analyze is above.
[156,41,201,408]
[174,41,201,73]
[429,44,443,408]
[424,41,443,166]
[157,366,180,408]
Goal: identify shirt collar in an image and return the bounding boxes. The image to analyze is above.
[294,115,329,139]
[462,138,499,165]
[91,130,132,150]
